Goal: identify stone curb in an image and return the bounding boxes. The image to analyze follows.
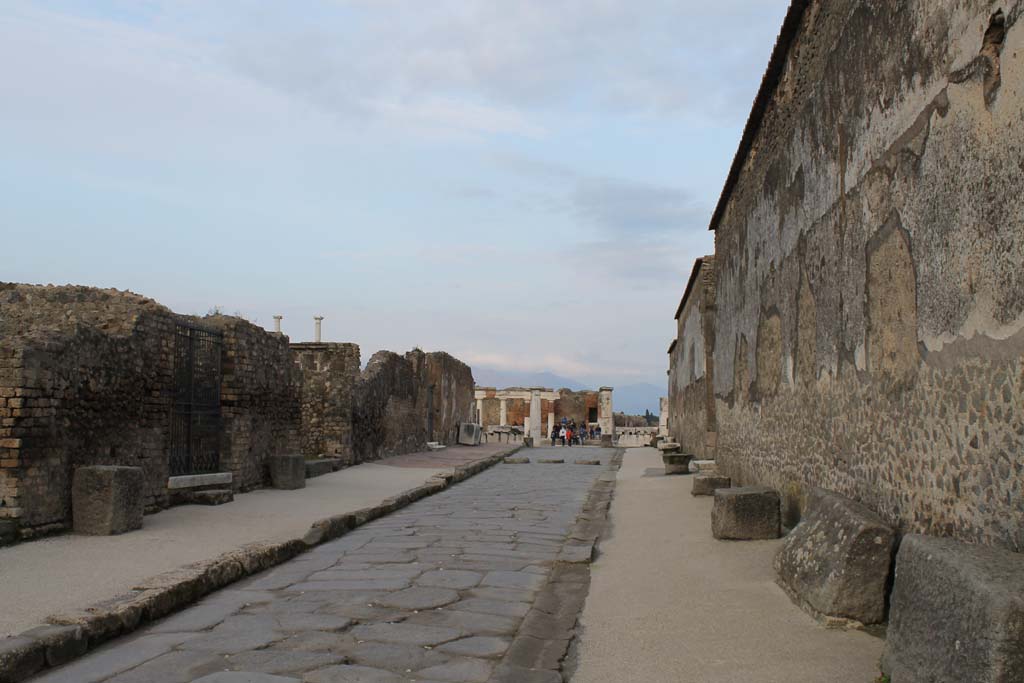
[0,445,522,683]
[493,448,624,683]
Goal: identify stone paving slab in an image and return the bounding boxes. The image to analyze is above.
[26,447,619,683]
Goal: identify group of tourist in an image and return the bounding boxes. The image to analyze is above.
[550,420,601,447]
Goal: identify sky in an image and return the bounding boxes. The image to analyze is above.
[1,0,789,391]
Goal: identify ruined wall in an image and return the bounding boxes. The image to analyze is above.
[293,342,360,464]
[0,285,177,536]
[708,1,1024,549]
[176,315,303,493]
[353,349,474,462]
[554,390,600,426]
[419,351,475,444]
[668,258,717,458]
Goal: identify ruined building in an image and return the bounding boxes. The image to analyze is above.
[0,283,475,542]
[668,0,1023,553]
[474,387,614,439]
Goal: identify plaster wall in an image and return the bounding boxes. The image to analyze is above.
[709,1,1024,549]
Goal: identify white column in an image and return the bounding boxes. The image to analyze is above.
[273,315,283,333]
[547,410,554,437]
[314,316,324,342]
[499,398,508,426]
[529,388,542,443]
[598,386,614,436]
[476,398,484,426]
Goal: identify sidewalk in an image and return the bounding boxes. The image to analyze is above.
[0,443,512,636]
[571,447,883,683]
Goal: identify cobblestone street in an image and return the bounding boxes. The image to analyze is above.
[30,447,617,683]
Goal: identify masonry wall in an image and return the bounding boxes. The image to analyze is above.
[419,351,475,445]
[0,285,177,537]
[706,1,1024,549]
[353,349,474,462]
[668,258,717,459]
[293,343,360,464]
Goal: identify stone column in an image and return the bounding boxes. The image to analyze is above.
[476,398,484,426]
[598,386,614,437]
[529,388,543,443]
[499,398,508,426]
[273,315,283,334]
[314,316,324,343]
[547,409,554,437]
[659,397,669,437]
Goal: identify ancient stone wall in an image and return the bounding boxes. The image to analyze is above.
[703,1,1023,550]
[353,349,474,462]
[419,351,475,445]
[668,257,717,458]
[292,342,360,464]
[0,285,177,537]
[204,316,302,492]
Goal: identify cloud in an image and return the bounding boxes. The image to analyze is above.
[573,178,704,235]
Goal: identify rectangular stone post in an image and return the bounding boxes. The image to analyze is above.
[499,399,507,426]
[529,388,542,443]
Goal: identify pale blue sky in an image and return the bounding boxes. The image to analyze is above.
[1,0,788,389]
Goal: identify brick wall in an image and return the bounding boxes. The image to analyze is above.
[292,342,360,464]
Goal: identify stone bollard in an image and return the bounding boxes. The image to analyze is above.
[523,436,534,448]
[711,486,780,540]
[72,466,144,535]
[692,474,731,496]
[269,454,306,490]
[662,453,694,475]
[600,434,613,448]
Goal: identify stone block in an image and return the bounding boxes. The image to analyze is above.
[657,441,681,453]
[0,636,44,683]
[304,458,337,479]
[711,486,780,540]
[21,624,87,666]
[268,454,306,490]
[692,474,731,496]
[774,488,895,624]
[458,422,482,446]
[882,534,1024,683]
[523,437,534,448]
[190,489,234,505]
[662,453,693,475]
[72,465,144,535]
[600,434,613,448]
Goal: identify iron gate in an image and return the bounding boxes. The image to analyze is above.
[170,320,223,476]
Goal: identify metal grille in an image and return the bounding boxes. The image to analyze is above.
[170,320,223,476]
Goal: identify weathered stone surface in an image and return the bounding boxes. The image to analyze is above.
[20,625,87,667]
[414,658,493,682]
[304,458,340,479]
[711,486,780,540]
[349,622,462,646]
[436,636,510,659]
[374,587,460,610]
[573,459,601,466]
[303,664,405,683]
[662,453,693,475]
[193,674,299,683]
[691,474,730,496]
[536,459,563,464]
[269,454,307,490]
[188,488,234,506]
[503,457,530,464]
[72,466,144,536]
[882,534,1024,683]
[416,569,482,590]
[0,636,44,683]
[774,488,895,624]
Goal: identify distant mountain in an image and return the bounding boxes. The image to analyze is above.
[471,367,664,416]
